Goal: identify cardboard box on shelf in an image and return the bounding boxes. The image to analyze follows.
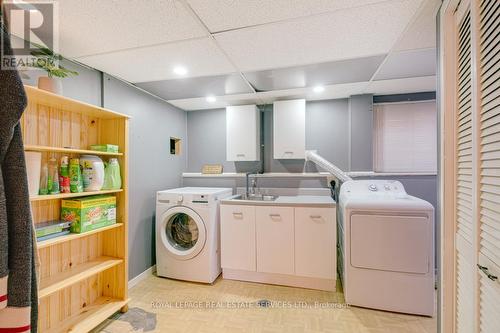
[61,195,116,233]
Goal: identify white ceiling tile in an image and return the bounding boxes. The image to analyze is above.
[169,82,370,111]
[76,38,236,83]
[374,48,436,80]
[393,0,440,51]
[53,0,207,58]
[214,0,424,72]
[365,76,436,95]
[187,0,388,32]
[168,92,261,111]
[258,82,370,104]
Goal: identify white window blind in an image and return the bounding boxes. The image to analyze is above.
[374,101,437,173]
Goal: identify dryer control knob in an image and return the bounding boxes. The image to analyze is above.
[177,195,184,202]
[368,184,378,192]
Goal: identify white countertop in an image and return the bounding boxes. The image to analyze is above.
[221,195,335,207]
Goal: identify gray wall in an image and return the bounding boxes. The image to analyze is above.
[103,75,186,280]
[350,94,373,171]
[21,60,187,280]
[21,59,102,106]
[186,98,351,174]
[184,96,437,213]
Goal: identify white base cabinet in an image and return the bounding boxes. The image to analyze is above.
[220,205,256,272]
[256,206,294,275]
[295,207,336,279]
[221,203,336,291]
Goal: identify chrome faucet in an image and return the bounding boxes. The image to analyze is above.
[246,172,258,197]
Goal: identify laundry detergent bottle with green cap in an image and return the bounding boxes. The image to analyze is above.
[102,158,121,190]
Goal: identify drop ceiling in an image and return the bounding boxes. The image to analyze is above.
[49,0,440,110]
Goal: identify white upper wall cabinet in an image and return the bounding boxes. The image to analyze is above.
[226,105,260,161]
[273,99,306,159]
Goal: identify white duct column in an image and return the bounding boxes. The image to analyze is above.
[305,150,352,183]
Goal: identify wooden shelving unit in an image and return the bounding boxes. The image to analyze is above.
[37,223,123,249]
[21,85,130,332]
[45,297,130,333]
[31,189,123,202]
[25,144,123,156]
[39,257,124,298]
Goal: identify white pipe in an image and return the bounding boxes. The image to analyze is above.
[305,150,353,183]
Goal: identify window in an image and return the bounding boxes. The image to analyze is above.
[374,101,437,173]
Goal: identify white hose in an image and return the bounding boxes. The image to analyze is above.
[305,150,353,183]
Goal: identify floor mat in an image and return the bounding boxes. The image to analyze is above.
[97,307,157,332]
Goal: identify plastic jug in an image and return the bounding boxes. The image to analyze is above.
[102,158,121,190]
[80,155,105,192]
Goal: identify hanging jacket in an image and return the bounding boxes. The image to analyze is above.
[0,19,38,333]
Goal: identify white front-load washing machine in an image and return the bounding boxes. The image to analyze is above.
[156,187,232,283]
[339,180,435,316]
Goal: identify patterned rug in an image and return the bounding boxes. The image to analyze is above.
[94,307,157,332]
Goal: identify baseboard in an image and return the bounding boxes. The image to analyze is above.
[129,265,156,289]
[223,269,336,292]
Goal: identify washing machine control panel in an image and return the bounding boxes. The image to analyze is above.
[341,180,407,198]
[366,182,404,194]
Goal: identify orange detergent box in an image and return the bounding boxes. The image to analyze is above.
[61,195,116,233]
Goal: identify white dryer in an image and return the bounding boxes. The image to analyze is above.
[339,180,434,316]
[156,187,232,283]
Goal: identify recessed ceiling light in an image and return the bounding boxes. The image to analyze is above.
[313,85,325,93]
[173,66,188,76]
[206,95,217,103]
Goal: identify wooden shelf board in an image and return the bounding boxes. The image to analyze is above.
[24,85,130,119]
[46,297,130,333]
[25,145,123,156]
[39,256,123,299]
[37,223,123,249]
[31,189,123,202]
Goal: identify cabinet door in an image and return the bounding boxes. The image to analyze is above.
[256,206,294,275]
[220,205,256,271]
[226,105,260,161]
[295,207,336,279]
[273,99,305,159]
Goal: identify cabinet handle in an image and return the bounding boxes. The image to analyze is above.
[237,153,245,157]
[478,264,498,281]
[284,151,294,154]
[233,212,243,218]
[310,215,322,219]
[269,214,281,219]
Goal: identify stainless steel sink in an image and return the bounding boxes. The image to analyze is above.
[232,194,278,202]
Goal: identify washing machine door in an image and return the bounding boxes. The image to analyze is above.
[159,206,207,260]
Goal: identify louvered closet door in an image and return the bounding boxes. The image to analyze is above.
[477,1,500,332]
[455,5,475,333]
